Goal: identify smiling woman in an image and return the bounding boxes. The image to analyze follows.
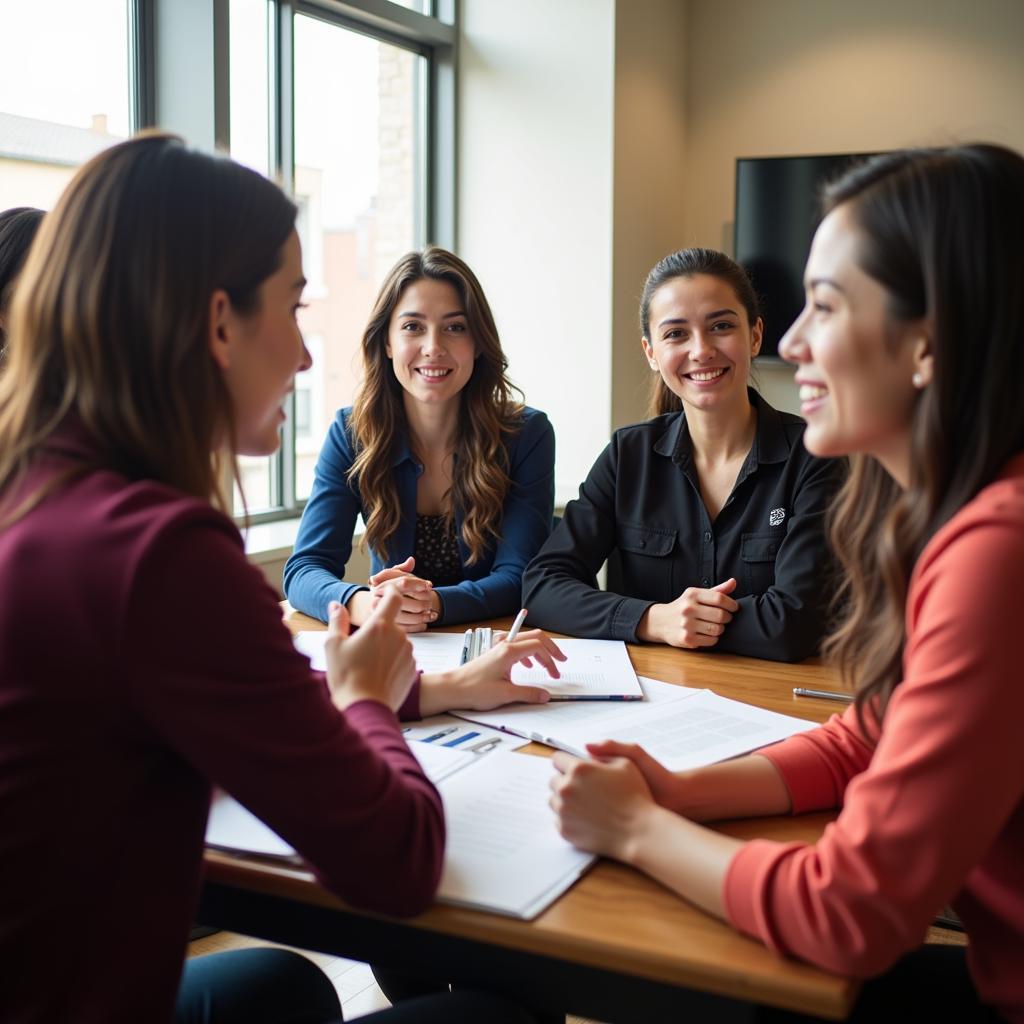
[523,247,843,663]
[284,246,556,629]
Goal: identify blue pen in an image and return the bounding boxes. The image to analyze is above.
[458,629,473,666]
[443,731,480,747]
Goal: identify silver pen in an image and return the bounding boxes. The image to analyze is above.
[792,687,854,703]
[466,737,501,754]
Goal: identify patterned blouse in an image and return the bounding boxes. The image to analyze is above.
[414,513,464,587]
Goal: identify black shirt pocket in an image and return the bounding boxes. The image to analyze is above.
[740,531,783,595]
[609,522,678,599]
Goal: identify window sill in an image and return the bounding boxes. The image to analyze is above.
[243,516,303,565]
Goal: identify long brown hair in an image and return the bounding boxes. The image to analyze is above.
[821,145,1024,725]
[348,246,523,563]
[639,247,762,417]
[0,133,297,523]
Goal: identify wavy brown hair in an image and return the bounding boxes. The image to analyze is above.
[820,145,1024,727]
[0,133,297,524]
[348,246,523,563]
[639,247,762,417]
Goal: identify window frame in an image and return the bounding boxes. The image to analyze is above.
[240,0,457,525]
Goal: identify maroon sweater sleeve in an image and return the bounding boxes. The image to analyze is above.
[122,508,444,917]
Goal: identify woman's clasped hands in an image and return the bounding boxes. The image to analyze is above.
[347,555,439,632]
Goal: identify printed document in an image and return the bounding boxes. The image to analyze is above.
[457,677,815,771]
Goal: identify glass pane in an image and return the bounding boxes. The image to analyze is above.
[294,15,424,502]
[0,0,129,211]
[229,0,271,177]
[388,0,431,11]
[230,0,277,514]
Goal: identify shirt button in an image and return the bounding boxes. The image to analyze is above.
[701,577,710,587]
[703,531,712,542]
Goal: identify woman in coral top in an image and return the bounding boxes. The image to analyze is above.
[550,143,1024,1022]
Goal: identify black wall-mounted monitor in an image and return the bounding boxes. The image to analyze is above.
[734,152,877,359]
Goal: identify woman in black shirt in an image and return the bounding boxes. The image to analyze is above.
[523,248,841,662]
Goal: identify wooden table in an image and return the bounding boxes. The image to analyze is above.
[201,611,857,1022]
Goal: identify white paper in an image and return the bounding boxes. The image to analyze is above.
[550,688,816,771]
[293,630,329,670]
[206,746,593,920]
[510,638,642,700]
[410,632,469,673]
[206,790,300,861]
[294,631,468,675]
[435,750,594,918]
[205,743,474,858]
[453,675,697,743]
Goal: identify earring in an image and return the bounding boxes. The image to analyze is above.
[912,371,925,389]
[649,361,658,370]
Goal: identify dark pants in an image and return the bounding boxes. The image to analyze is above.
[757,945,1005,1022]
[371,965,563,1024]
[177,948,536,1024]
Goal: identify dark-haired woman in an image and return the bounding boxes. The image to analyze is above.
[550,144,1024,1021]
[0,134,556,1023]
[0,206,43,359]
[285,246,554,631]
[523,248,841,662]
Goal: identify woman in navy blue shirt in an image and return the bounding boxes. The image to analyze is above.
[285,247,554,628]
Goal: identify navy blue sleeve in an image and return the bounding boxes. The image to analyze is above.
[283,409,369,622]
[434,409,556,624]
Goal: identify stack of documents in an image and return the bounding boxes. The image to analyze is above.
[294,631,644,701]
[206,742,592,919]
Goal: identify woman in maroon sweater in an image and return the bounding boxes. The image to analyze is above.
[0,135,556,1023]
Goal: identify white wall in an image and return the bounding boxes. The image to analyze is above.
[459,0,616,502]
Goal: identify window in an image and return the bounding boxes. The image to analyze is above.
[0,0,453,524]
[0,0,133,211]
[228,0,452,522]
[291,13,426,503]
[230,0,276,512]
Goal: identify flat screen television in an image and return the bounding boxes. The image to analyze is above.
[734,152,877,359]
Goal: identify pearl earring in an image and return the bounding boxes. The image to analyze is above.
[649,361,658,370]
[912,371,925,388]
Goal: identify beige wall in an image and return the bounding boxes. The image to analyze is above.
[462,0,1024,432]
[611,0,689,430]
[684,0,1024,411]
